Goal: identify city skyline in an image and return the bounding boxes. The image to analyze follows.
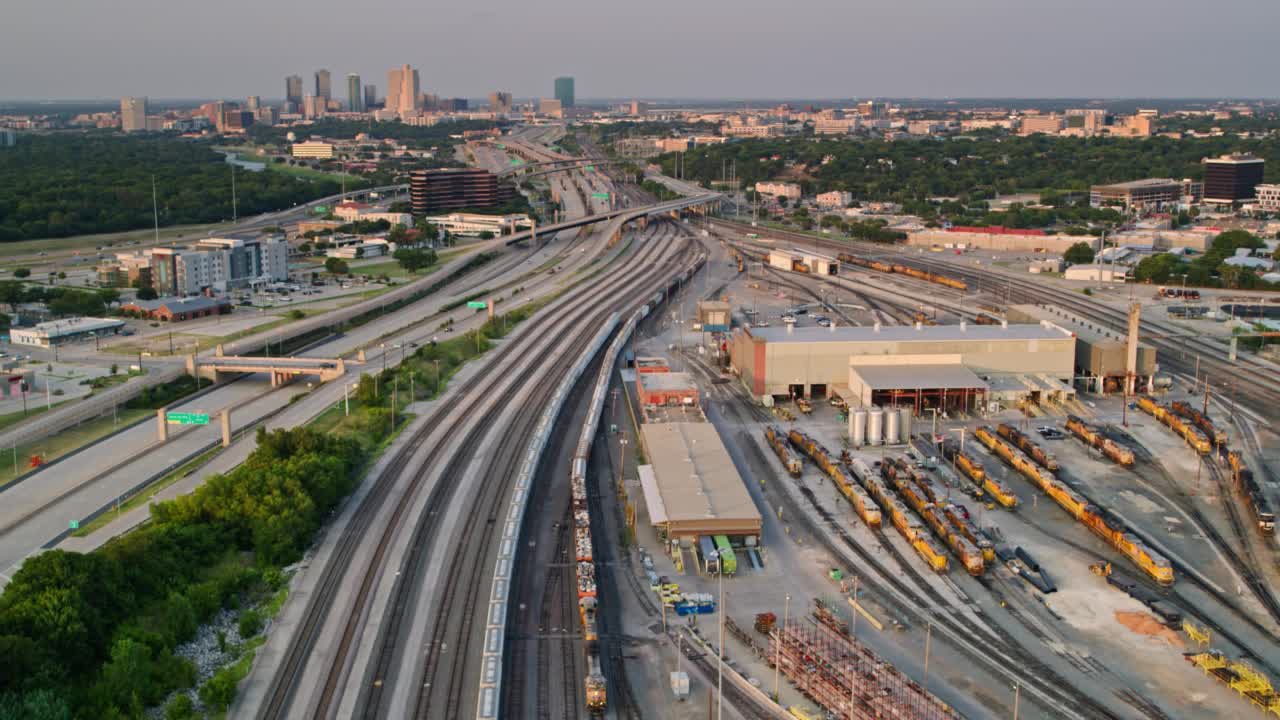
[4,0,1280,99]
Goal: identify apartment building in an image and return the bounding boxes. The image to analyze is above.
[755,181,802,200]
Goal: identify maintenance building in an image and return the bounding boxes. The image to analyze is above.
[10,317,127,348]
[729,321,1075,410]
[637,421,762,544]
[1006,304,1157,393]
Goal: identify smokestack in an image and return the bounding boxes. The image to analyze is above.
[1126,302,1140,396]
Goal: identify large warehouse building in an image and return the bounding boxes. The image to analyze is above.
[729,322,1076,410]
[637,421,763,545]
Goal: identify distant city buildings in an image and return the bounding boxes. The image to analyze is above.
[539,98,563,118]
[410,168,513,215]
[1018,114,1065,135]
[104,237,289,296]
[120,97,147,133]
[815,190,852,208]
[554,76,575,108]
[315,69,332,100]
[285,75,303,109]
[421,212,531,236]
[1202,154,1265,205]
[364,84,377,109]
[489,91,513,113]
[1255,184,1280,212]
[347,74,363,112]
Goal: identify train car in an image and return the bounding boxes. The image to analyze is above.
[789,430,881,528]
[941,438,1020,507]
[698,535,720,574]
[997,423,1059,471]
[765,426,803,477]
[973,313,1001,326]
[1137,397,1211,455]
[886,460,984,575]
[714,535,737,575]
[1234,464,1277,535]
[1170,401,1227,446]
[1065,415,1135,466]
[584,654,607,713]
[943,503,996,564]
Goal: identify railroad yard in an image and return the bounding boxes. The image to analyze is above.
[575,219,1280,720]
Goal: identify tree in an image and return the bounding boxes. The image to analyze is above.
[12,268,28,279]
[478,231,495,240]
[1063,241,1096,265]
[392,248,437,273]
[135,285,159,301]
[324,257,349,275]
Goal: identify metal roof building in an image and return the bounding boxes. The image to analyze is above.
[729,322,1075,404]
[1006,304,1157,392]
[637,422,762,542]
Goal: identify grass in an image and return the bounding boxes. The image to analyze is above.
[0,404,51,433]
[350,260,414,279]
[70,444,224,538]
[0,408,152,489]
[0,222,227,261]
[106,312,319,356]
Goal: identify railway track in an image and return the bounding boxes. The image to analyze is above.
[361,229,703,720]
[253,222,681,719]
[354,228,688,718]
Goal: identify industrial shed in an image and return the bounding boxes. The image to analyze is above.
[636,371,700,407]
[729,322,1075,404]
[846,360,989,413]
[1006,304,1157,392]
[637,422,762,543]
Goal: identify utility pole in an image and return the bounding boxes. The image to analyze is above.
[231,164,238,222]
[717,570,724,720]
[923,621,932,693]
[152,175,160,245]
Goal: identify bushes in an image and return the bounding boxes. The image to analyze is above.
[125,375,199,410]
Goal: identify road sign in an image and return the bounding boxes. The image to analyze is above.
[68,520,79,530]
[167,412,210,425]
[591,192,609,200]
[313,205,329,215]
[466,300,488,310]
[585,165,595,171]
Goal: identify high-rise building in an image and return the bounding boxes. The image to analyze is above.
[489,91,513,113]
[285,75,303,107]
[385,64,421,115]
[120,97,147,133]
[410,168,514,215]
[440,98,468,113]
[554,76,575,108]
[347,74,364,112]
[303,96,327,120]
[315,69,332,99]
[1202,154,1265,205]
[246,96,260,111]
[539,98,563,117]
[364,84,377,109]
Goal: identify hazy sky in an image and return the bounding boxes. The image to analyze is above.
[3,0,1279,100]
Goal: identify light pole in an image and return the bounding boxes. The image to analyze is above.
[1013,682,1021,720]
[923,621,932,693]
[717,569,724,720]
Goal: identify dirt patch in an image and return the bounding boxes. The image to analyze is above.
[1115,611,1184,647]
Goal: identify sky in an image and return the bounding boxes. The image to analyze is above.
[3,0,1279,101]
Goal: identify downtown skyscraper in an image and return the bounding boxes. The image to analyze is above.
[386,64,421,115]
[347,73,364,112]
[120,97,147,132]
[285,75,303,109]
[315,69,332,100]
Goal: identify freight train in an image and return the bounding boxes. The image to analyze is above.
[996,423,1059,471]
[847,458,948,572]
[973,313,1002,325]
[765,426,803,477]
[836,253,968,291]
[1170,400,1228,447]
[1227,451,1277,535]
[883,459,985,575]
[1065,415,1136,465]
[580,598,608,712]
[787,430,881,528]
[570,447,607,713]
[981,425,1174,585]
[1135,397,1212,455]
[940,438,1020,507]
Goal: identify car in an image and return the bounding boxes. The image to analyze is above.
[815,316,832,327]
[781,314,796,325]
[752,319,770,327]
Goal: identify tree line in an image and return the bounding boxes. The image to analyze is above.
[0,134,345,242]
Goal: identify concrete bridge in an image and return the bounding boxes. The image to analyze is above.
[187,346,356,386]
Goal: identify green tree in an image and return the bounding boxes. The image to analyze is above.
[392,248,437,273]
[135,285,159,301]
[478,231,495,240]
[1063,241,1096,265]
[324,257,349,275]
[11,269,29,279]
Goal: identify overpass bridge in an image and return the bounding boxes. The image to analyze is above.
[186,350,357,386]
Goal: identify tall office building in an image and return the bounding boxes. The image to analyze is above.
[364,84,377,109]
[554,76,575,108]
[315,69,332,100]
[285,75,303,108]
[120,97,147,133]
[489,91,513,113]
[347,74,364,112]
[386,64,420,115]
[1202,154,1265,205]
[246,95,260,111]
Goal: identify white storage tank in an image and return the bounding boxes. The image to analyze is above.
[899,406,913,444]
[884,407,900,445]
[850,409,868,446]
[867,407,884,446]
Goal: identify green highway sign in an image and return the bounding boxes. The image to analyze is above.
[167,412,210,425]
[466,300,488,309]
[591,192,609,200]
[510,158,524,165]
[585,165,595,171]
[68,520,79,530]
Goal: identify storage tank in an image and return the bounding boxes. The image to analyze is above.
[899,407,913,444]
[867,407,884,446]
[884,407,900,445]
[850,409,868,446]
